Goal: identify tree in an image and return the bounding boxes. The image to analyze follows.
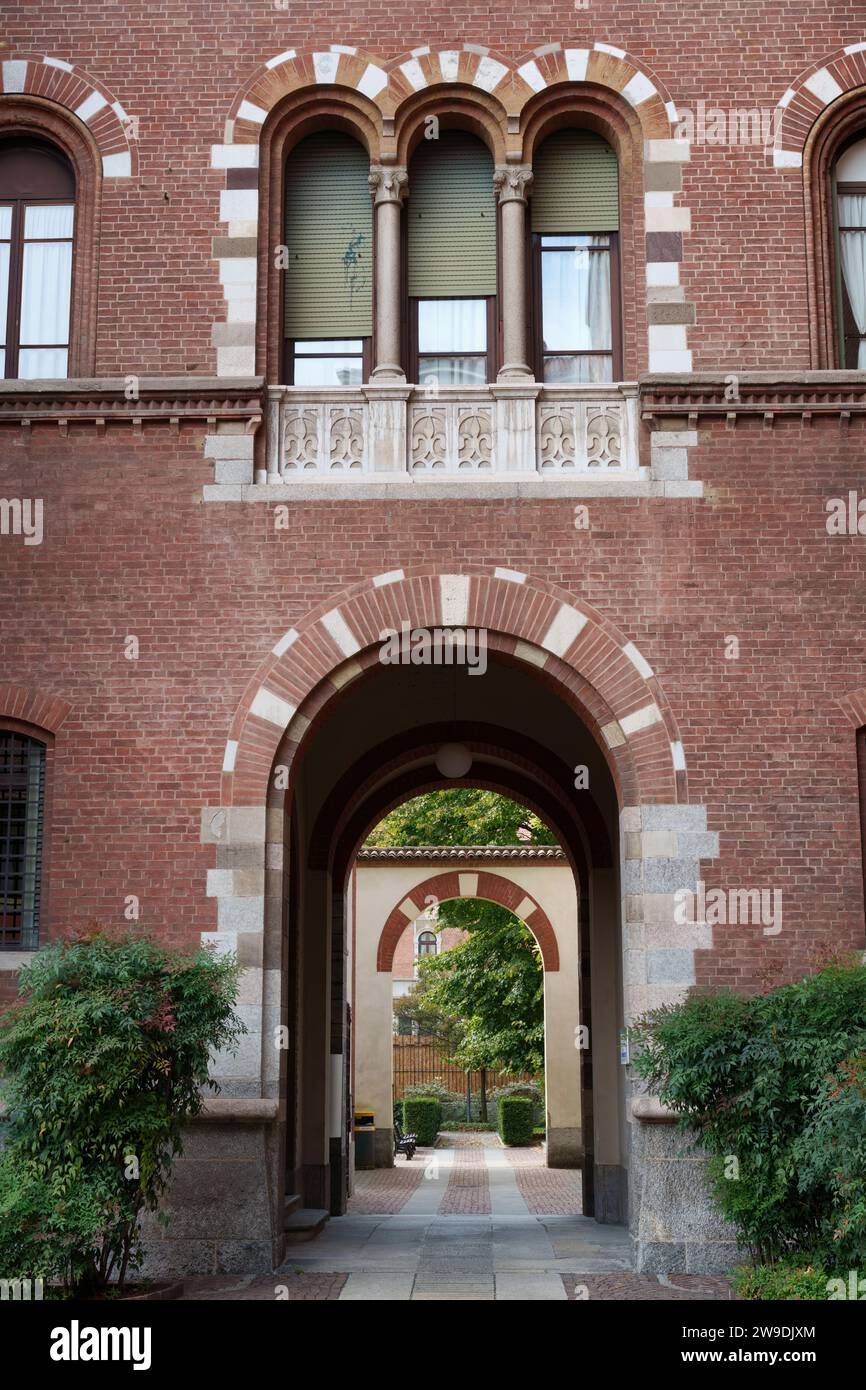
[417,900,544,1078]
[374,790,551,1087]
[367,788,556,847]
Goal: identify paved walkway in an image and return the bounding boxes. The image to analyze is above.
[295,1132,627,1300]
[178,1135,733,1301]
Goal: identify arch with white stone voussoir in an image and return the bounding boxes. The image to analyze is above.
[140,567,732,1277]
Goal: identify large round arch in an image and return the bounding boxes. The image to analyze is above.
[199,567,719,1268]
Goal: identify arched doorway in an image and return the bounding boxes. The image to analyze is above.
[352,851,581,1171]
[206,569,717,1269]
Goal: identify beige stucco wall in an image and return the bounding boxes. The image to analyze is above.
[352,859,584,1155]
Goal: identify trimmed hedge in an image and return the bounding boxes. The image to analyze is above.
[402,1097,441,1146]
[498,1096,534,1146]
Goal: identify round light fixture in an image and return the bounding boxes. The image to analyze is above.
[435,743,472,778]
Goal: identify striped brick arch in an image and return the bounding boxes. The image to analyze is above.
[772,43,866,169]
[225,40,677,136]
[212,38,692,377]
[220,567,688,809]
[377,870,559,973]
[0,54,137,177]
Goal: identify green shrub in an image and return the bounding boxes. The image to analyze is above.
[402,1097,441,1146]
[632,960,866,1267]
[733,1263,834,1301]
[0,927,243,1296]
[401,1081,463,1107]
[498,1096,534,1146]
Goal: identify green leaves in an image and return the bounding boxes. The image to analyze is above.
[0,928,244,1295]
[410,901,544,1077]
[632,961,866,1268]
[367,789,555,846]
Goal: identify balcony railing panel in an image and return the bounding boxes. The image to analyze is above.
[265,383,640,481]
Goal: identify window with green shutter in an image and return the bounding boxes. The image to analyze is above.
[407,130,497,385]
[283,131,373,385]
[531,130,621,383]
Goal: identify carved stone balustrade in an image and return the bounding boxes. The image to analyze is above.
[264,382,641,481]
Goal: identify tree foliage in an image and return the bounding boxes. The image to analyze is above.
[376,790,552,1078]
[632,960,866,1268]
[0,927,243,1295]
[367,788,556,847]
[415,900,544,1076]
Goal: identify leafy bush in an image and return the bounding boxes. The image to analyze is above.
[732,1263,833,1301]
[0,928,243,1296]
[498,1096,534,1146]
[402,1097,441,1146]
[797,1053,866,1260]
[632,960,866,1268]
[401,1081,463,1108]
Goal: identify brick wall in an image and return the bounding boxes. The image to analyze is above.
[1,4,865,997]
[1,411,864,989]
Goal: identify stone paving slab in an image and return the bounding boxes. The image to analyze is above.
[495,1271,569,1301]
[339,1272,414,1301]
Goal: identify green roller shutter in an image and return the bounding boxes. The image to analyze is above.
[283,131,372,339]
[531,130,619,234]
[408,131,496,297]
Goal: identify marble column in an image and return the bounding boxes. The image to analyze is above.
[493,165,534,381]
[368,166,408,381]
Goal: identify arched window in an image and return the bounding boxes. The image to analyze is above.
[282,131,373,385]
[0,731,46,949]
[834,135,866,368]
[530,130,620,382]
[407,130,496,385]
[0,138,76,379]
[416,930,437,957]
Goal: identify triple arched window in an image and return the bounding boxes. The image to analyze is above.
[280,124,621,386]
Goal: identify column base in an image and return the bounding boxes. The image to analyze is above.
[594,1164,628,1224]
[496,363,536,382]
[370,364,406,382]
[546,1126,583,1167]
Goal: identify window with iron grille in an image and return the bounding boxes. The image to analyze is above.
[0,732,46,950]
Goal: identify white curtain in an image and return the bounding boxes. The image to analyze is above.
[19,204,74,372]
[839,195,866,368]
[542,239,611,351]
[0,242,9,351]
[417,298,487,352]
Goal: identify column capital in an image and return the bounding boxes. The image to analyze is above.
[369,166,408,205]
[493,165,533,205]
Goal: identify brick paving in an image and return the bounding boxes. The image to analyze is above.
[439,1134,491,1214]
[348,1157,426,1214]
[501,1141,584,1215]
[563,1274,734,1301]
[180,1273,348,1300]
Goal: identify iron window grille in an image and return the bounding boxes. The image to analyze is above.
[0,732,46,950]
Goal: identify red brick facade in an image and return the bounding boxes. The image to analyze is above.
[1,1,865,996]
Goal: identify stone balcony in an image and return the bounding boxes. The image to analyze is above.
[260,381,643,488]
